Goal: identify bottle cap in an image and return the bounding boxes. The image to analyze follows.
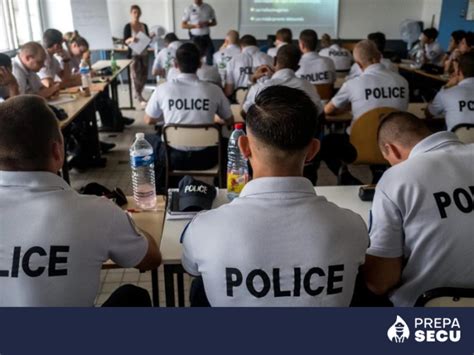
[235,123,244,130]
[136,133,145,140]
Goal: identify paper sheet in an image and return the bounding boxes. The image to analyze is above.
[48,95,76,106]
[128,32,151,55]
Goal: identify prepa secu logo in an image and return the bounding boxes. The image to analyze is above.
[387,315,410,343]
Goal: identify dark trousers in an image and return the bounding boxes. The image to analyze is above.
[320,133,358,176]
[190,34,215,65]
[101,284,152,307]
[145,134,219,193]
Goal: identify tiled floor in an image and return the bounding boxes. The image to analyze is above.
[70,84,371,307]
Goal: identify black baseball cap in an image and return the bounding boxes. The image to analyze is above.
[178,176,217,212]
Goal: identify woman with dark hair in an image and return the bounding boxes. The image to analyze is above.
[124,5,150,108]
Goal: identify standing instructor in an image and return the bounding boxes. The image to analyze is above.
[182,0,217,65]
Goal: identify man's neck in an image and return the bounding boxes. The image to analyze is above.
[251,162,304,179]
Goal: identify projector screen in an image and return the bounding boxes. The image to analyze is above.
[239,0,339,40]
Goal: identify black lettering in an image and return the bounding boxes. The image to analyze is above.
[226,268,243,297]
[327,265,344,295]
[400,87,406,99]
[294,267,301,297]
[303,267,325,296]
[176,99,183,110]
[453,188,474,213]
[169,99,175,110]
[11,246,21,278]
[469,101,474,110]
[203,99,210,111]
[365,89,372,100]
[22,247,46,277]
[246,269,271,298]
[459,101,466,112]
[434,192,451,219]
[240,67,252,75]
[392,87,400,98]
[48,246,69,277]
[273,269,291,298]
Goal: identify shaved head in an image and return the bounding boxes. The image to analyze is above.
[354,39,381,66]
[20,42,46,59]
[227,30,239,45]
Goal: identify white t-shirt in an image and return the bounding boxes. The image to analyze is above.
[428,78,474,131]
[424,41,445,67]
[11,55,44,95]
[182,3,216,36]
[242,68,323,114]
[226,46,273,90]
[145,73,232,125]
[367,132,474,307]
[38,49,61,81]
[152,41,183,78]
[0,172,148,307]
[267,43,288,58]
[213,44,241,79]
[167,62,222,87]
[319,44,353,72]
[296,51,336,85]
[347,58,398,80]
[182,177,368,307]
[330,63,409,134]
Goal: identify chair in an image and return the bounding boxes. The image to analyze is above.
[315,83,334,101]
[414,287,474,307]
[163,124,223,188]
[235,87,249,105]
[452,124,474,144]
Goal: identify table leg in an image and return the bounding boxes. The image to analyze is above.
[151,269,160,307]
[164,264,176,307]
[177,271,185,307]
[126,64,135,110]
[60,127,71,184]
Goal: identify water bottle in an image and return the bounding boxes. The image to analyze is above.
[227,124,249,201]
[111,51,118,73]
[79,59,92,95]
[130,133,157,210]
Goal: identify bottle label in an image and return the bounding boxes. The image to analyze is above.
[131,154,155,168]
[227,172,249,195]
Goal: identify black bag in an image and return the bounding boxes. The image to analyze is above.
[79,183,128,207]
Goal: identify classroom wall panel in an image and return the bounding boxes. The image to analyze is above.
[438,0,474,49]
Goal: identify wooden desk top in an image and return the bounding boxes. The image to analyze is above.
[57,91,99,129]
[397,63,449,83]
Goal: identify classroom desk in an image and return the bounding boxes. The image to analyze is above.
[397,63,449,83]
[397,62,448,102]
[159,186,372,307]
[102,196,166,307]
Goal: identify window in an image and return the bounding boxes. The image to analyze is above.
[0,0,43,52]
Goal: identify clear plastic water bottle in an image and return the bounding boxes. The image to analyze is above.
[79,59,92,94]
[111,51,118,73]
[130,133,157,210]
[227,123,249,201]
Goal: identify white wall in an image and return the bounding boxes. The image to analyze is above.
[41,0,74,34]
[338,0,425,39]
[420,0,443,29]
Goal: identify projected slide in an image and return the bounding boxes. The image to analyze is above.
[240,0,339,39]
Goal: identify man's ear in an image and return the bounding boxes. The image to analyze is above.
[305,139,320,163]
[238,135,251,159]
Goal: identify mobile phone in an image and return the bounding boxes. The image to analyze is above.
[359,185,376,201]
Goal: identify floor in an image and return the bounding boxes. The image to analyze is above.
[69,84,371,307]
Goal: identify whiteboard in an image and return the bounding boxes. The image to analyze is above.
[70,0,113,50]
[173,0,239,40]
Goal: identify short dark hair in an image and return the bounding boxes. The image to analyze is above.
[176,43,201,74]
[0,53,12,69]
[276,44,301,71]
[43,29,63,49]
[451,30,467,45]
[423,28,439,40]
[299,29,318,51]
[246,86,318,152]
[377,111,431,149]
[0,95,61,171]
[240,35,257,47]
[164,33,179,45]
[276,28,293,43]
[458,51,474,78]
[130,4,142,15]
[462,31,474,47]
[368,32,386,53]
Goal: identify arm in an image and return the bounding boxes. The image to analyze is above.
[181,21,197,30]
[250,65,274,84]
[324,82,351,115]
[0,67,20,97]
[363,255,403,295]
[124,24,135,45]
[144,113,163,125]
[37,83,61,99]
[144,88,164,125]
[224,83,234,98]
[134,229,162,271]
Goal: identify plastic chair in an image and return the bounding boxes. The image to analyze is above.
[414,287,474,307]
[315,83,335,101]
[452,124,474,144]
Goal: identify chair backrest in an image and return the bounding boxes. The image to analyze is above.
[415,287,474,307]
[350,107,398,165]
[452,124,474,144]
[315,83,334,101]
[164,124,221,148]
[235,88,249,105]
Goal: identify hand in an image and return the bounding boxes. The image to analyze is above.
[445,74,460,88]
[56,48,70,60]
[51,83,61,95]
[150,32,156,38]
[198,21,209,28]
[0,67,17,86]
[252,65,274,82]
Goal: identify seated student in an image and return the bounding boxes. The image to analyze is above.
[0,54,20,102]
[296,29,336,86]
[168,36,222,87]
[59,31,91,79]
[12,42,60,98]
[181,86,369,307]
[0,96,162,307]
[267,28,293,58]
[225,35,272,97]
[427,52,474,130]
[319,35,353,73]
[419,28,445,67]
[348,32,398,79]
[38,29,73,89]
[459,31,474,54]
[442,30,467,74]
[364,112,473,307]
[152,33,183,79]
[320,33,332,50]
[242,44,323,115]
[144,43,234,191]
[213,30,241,82]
